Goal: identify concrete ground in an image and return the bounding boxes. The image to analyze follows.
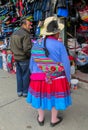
[73,70,88,83]
[0,69,88,130]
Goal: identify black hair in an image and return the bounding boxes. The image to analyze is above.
[43,37,49,57]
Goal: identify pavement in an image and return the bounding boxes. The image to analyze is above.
[0,69,88,130]
[72,70,88,83]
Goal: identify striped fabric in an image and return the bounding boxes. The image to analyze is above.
[26,38,72,110]
[31,40,66,83]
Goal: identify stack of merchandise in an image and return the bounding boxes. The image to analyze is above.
[0,50,2,69]
[1,50,7,71]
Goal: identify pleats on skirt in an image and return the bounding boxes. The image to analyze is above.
[26,76,72,110]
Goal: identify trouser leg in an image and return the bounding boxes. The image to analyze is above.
[20,60,30,94]
[16,62,23,93]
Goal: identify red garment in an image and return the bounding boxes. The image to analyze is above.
[69,55,75,61]
[82,45,88,55]
[29,77,70,98]
[47,36,58,40]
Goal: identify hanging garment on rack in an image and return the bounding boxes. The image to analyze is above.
[57,7,68,18]
[34,0,43,21]
[42,0,53,19]
[10,0,16,4]
[56,0,66,8]
[0,0,8,5]
[19,0,24,16]
[15,0,24,17]
[69,6,80,23]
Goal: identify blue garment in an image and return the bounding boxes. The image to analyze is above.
[30,38,71,82]
[16,60,30,94]
[77,53,88,66]
[27,92,72,110]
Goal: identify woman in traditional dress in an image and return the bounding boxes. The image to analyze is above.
[26,16,72,127]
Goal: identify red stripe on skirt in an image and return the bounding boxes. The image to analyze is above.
[29,77,70,94]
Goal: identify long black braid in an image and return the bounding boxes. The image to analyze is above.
[43,37,49,57]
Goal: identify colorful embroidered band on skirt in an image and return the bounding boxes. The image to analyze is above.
[26,74,72,110]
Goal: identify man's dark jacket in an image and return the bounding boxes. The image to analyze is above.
[10,27,32,61]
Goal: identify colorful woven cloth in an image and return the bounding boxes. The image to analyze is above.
[26,38,72,110]
[31,39,66,83]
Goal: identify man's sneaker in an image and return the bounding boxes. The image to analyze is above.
[17,92,22,97]
[23,93,27,97]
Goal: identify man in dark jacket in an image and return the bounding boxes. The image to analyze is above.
[10,17,33,97]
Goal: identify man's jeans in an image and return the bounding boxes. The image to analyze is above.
[16,60,30,94]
